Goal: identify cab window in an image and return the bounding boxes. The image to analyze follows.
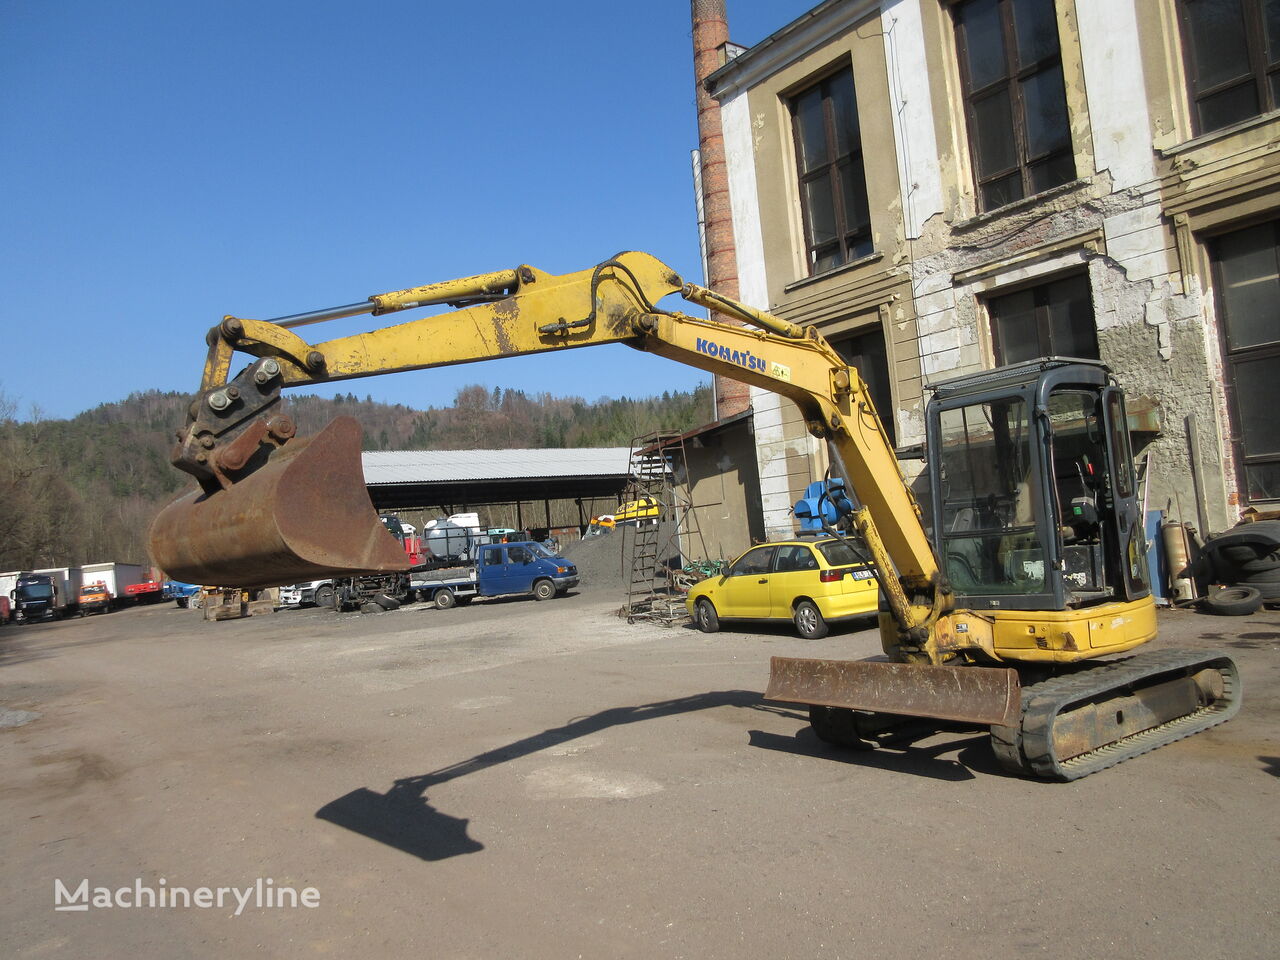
[729,546,775,576]
[774,545,819,572]
[484,549,505,566]
[508,546,533,564]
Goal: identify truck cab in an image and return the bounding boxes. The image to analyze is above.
[13,574,59,622]
[79,581,112,615]
[475,541,577,598]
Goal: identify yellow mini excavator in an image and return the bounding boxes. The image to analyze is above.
[149,252,1240,781]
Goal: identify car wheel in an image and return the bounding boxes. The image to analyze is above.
[793,600,828,639]
[533,579,555,601]
[434,588,456,610]
[695,598,720,633]
[313,584,334,608]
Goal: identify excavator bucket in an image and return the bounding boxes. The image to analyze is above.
[148,416,406,589]
[765,656,1021,727]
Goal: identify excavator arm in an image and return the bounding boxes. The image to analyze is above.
[153,251,956,661]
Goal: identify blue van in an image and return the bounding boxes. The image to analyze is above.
[412,541,579,609]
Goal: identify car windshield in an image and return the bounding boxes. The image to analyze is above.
[530,543,557,558]
[80,586,102,596]
[816,539,863,567]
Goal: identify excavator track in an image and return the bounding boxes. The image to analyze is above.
[990,649,1242,782]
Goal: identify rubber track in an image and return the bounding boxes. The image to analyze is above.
[990,649,1242,782]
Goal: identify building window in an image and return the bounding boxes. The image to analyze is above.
[987,273,1098,365]
[953,0,1075,212]
[831,325,895,444]
[789,67,872,274]
[1178,0,1280,135]
[1210,221,1280,502]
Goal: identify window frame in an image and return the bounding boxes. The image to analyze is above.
[986,271,1098,366]
[787,65,873,275]
[829,323,896,445]
[1209,219,1280,503]
[729,545,776,577]
[952,0,1076,212]
[773,544,819,573]
[1177,0,1280,136]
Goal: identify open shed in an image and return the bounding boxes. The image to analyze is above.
[361,447,634,533]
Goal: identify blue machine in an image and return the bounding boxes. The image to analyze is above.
[793,478,856,532]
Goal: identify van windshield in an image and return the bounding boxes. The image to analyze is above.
[19,583,54,600]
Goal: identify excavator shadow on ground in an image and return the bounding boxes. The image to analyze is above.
[314,690,1005,862]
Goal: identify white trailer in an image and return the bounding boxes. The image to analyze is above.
[80,562,146,606]
[0,571,19,621]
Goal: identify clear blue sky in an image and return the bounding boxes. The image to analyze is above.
[1,1,817,419]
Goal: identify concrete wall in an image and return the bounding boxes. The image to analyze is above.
[679,418,764,562]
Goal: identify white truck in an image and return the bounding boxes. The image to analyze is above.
[79,562,146,609]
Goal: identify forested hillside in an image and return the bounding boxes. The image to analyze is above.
[0,383,712,571]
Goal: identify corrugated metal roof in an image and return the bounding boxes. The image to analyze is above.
[362,448,633,485]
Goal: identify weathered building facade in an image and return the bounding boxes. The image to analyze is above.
[705,0,1280,541]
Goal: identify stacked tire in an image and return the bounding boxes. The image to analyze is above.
[1200,520,1280,614]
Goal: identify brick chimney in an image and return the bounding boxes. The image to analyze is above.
[692,0,750,418]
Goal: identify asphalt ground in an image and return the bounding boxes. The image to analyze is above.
[0,584,1276,959]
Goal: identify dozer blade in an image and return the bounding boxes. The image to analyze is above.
[766,656,1021,727]
[148,416,406,589]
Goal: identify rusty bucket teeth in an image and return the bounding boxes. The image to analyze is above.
[765,656,1022,727]
[148,416,406,589]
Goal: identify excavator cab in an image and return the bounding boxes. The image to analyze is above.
[926,357,1149,614]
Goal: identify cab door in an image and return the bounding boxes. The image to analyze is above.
[769,544,820,617]
[503,544,539,594]
[718,545,776,618]
[1102,388,1149,601]
[478,546,512,595]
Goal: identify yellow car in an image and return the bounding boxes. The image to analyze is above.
[685,536,878,639]
[614,496,660,525]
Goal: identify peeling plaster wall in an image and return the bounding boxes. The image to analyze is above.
[882,0,943,240]
[895,0,1234,533]
[721,90,798,539]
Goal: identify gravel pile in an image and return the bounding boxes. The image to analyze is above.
[560,521,681,593]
